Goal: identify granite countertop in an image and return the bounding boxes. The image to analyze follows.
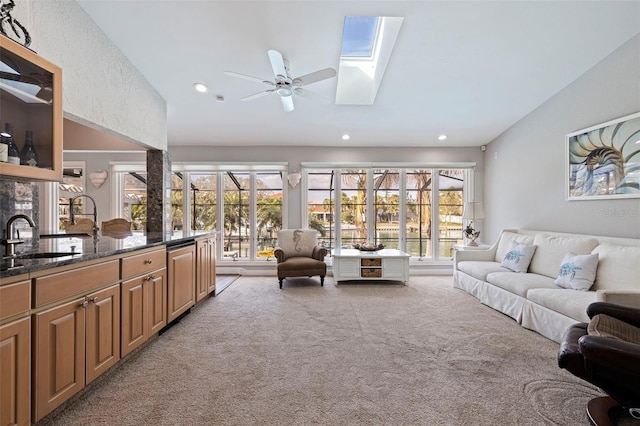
[1,230,218,278]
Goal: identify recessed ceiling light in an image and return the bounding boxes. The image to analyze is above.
[438,134,447,141]
[193,83,209,93]
[342,134,351,140]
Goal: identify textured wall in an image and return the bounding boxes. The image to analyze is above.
[11,1,167,150]
[484,35,640,242]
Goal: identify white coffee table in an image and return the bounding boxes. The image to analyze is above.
[332,248,410,284]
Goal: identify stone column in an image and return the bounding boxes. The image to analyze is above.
[146,149,171,238]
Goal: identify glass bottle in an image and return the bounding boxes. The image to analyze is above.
[4,123,20,164]
[20,130,39,167]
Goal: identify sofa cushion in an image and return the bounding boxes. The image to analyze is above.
[588,314,640,344]
[529,234,599,279]
[591,243,640,291]
[486,272,557,297]
[458,261,509,281]
[500,242,536,273]
[554,252,599,291]
[526,287,596,322]
[495,231,535,262]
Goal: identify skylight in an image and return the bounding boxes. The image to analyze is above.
[340,16,380,57]
[335,16,404,105]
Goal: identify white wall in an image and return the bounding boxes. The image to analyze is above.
[484,34,640,242]
[12,1,167,150]
[169,145,485,229]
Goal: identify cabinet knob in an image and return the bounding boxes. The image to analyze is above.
[91,296,99,303]
[144,259,153,264]
[80,300,89,308]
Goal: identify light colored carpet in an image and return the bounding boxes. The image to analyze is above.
[41,276,612,425]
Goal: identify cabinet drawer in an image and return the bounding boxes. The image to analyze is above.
[361,258,382,267]
[361,268,382,278]
[121,248,166,280]
[34,260,119,308]
[0,279,30,321]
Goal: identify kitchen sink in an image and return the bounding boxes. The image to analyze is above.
[8,252,79,260]
[39,233,92,238]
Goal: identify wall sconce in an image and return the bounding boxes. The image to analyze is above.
[287,170,301,189]
[89,169,108,189]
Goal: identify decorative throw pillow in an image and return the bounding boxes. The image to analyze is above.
[500,241,537,273]
[588,314,640,345]
[554,252,599,291]
[277,229,317,258]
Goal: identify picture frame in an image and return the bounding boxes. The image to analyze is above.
[566,112,640,200]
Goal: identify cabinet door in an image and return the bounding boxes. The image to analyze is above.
[33,298,86,422]
[196,240,209,302]
[86,284,120,384]
[148,268,167,336]
[0,38,63,181]
[382,259,405,279]
[121,276,147,357]
[167,245,195,322]
[335,258,360,279]
[206,238,216,295]
[0,317,30,426]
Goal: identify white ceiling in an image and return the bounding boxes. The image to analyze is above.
[77,1,640,148]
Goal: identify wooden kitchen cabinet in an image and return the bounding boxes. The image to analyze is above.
[32,260,120,422]
[85,284,120,384]
[166,244,196,322]
[0,36,63,181]
[121,247,167,357]
[196,236,216,302]
[0,317,30,426]
[32,296,86,421]
[0,275,31,426]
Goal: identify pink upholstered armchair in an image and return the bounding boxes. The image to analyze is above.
[273,229,327,289]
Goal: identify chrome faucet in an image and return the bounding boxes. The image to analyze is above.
[2,214,35,257]
[69,194,100,234]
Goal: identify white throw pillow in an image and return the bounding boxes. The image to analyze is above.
[554,252,599,291]
[277,229,317,258]
[500,242,537,273]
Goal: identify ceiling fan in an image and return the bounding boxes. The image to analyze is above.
[225,49,336,112]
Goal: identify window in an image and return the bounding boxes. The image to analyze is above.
[169,165,285,262]
[255,172,283,258]
[124,172,147,232]
[304,165,471,260]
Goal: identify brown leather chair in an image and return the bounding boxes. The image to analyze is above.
[558,302,640,425]
[273,229,327,289]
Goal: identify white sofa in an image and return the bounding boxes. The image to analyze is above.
[453,229,640,343]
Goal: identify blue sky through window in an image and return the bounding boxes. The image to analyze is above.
[340,16,379,57]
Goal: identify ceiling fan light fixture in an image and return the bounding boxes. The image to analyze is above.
[276,86,293,97]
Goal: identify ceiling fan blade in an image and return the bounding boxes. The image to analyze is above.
[294,87,330,100]
[267,49,288,78]
[294,68,337,86]
[224,71,274,86]
[241,89,275,101]
[280,95,294,112]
